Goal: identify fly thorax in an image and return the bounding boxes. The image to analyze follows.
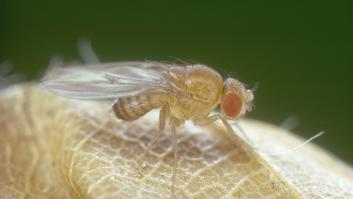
[169,64,224,120]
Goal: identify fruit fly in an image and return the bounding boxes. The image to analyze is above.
[42,61,254,194]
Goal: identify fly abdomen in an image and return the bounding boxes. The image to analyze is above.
[113,94,165,121]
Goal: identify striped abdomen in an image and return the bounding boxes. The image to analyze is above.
[113,94,165,121]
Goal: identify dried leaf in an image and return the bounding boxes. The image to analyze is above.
[0,84,352,199]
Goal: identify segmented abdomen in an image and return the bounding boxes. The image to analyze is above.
[113,94,165,121]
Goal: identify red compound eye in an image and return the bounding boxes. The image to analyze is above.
[221,93,243,119]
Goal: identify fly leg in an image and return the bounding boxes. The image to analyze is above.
[232,121,254,145]
[136,104,169,176]
[170,117,178,197]
[193,115,251,147]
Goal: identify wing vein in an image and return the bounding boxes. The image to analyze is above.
[42,61,172,100]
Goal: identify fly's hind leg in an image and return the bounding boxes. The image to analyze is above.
[136,104,169,176]
[170,117,178,197]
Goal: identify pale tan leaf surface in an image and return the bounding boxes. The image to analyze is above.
[0,84,352,199]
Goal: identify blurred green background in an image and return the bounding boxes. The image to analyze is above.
[1,1,352,164]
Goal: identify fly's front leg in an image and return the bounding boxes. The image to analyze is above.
[232,121,253,145]
[136,104,169,176]
[193,115,252,146]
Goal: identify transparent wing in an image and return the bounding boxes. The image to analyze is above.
[41,61,172,100]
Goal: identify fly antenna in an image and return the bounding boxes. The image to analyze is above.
[251,82,259,92]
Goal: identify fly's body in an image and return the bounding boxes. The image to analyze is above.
[42,61,254,196]
[113,94,166,121]
[112,64,224,124]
